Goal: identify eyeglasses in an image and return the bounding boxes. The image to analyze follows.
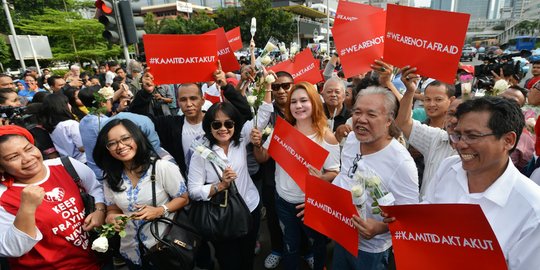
[211,120,235,130]
[271,82,293,92]
[347,154,363,178]
[448,133,495,144]
[106,136,133,151]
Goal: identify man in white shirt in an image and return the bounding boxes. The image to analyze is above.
[333,86,419,270]
[424,96,540,270]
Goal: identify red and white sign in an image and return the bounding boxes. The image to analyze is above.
[333,11,386,78]
[143,34,217,84]
[304,175,359,256]
[383,4,470,84]
[268,49,323,84]
[225,27,243,52]
[205,27,241,72]
[267,117,328,192]
[380,204,507,270]
[334,1,383,26]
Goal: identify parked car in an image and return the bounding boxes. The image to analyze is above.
[461,47,475,62]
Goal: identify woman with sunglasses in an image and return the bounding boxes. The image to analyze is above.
[251,81,340,270]
[93,119,189,269]
[188,84,273,270]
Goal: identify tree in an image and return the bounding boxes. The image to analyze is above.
[0,37,11,66]
[144,12,217,35]
[214,0,295,48]
[15,8,121,62]
[0,0,73,33]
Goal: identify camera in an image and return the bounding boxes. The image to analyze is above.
[0,106,31,126]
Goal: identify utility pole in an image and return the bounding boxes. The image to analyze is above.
[2,0,26,70]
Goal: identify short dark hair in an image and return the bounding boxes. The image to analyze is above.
[31,91,49,103]
[455,96,524,153]
[93,119,156,192]
[178,83,203,97]
[47,75,63,88]
[202,102,242,148]
[275,71,293,81]
[39,93,75,132]
[0,88,17,105]
[425,81,455,98]
[531,60,540,65]
[78,85,101,108]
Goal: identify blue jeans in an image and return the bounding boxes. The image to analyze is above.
[332,243,390,270]
[275,194,327,270]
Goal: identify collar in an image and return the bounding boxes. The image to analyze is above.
[452,157,517,207]
[324,104,348,119]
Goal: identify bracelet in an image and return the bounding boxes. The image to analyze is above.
[95,208,106,213]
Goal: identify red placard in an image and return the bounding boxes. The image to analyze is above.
[380,204,507,270]
[304,175,359,256]
[143,34,217,84]
[205,27,241,72]
[268,49,323,84]
[267,117,328,191]
[333,11,386,78]
[334,1,383,26]
[383,4,470,84]
[225,27,243,52]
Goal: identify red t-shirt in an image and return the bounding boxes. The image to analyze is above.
[0,164,100,270]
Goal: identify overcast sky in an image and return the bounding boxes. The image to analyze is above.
[415,0,431,7]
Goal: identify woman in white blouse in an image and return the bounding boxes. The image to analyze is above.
[93,118,189,269]
[251,81,341,270]
[188,85,272,270]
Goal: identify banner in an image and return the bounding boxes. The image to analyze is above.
[380,204,507,270]
[268,49,323,84]
[304,175,359,256]
[334,1,383,26]
[225,27,243,52]
[383,4,470,84]
[205,27,241,72]
[333,11,386,78]
[143,34,217,84]
[267,117,328,191]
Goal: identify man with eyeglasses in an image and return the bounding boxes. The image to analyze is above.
[422,96,540,269]
[396,66,462,198]
[332,86,418,270]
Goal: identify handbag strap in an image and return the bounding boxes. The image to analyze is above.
[60,156,83,190]
[149,158,158,233]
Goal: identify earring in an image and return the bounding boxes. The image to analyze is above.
[1,173,5,182]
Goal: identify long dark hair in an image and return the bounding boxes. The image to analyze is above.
[40,93,75,133]
[202,102,242,148]
[64,87,87,120]
[93,118,157,192]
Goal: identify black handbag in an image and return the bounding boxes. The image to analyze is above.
[137,159,201,269]
[189,162,253,242]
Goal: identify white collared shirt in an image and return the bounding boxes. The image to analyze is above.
[408,120,457,198]
[424,156,540,270]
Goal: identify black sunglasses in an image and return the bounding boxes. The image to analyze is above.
[211,120,235,130]
[271,82,293,92]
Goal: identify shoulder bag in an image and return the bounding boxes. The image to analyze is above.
[189,162,253,242]
[137,159,201,269]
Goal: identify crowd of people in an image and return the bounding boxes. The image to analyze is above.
[0,40,539,270]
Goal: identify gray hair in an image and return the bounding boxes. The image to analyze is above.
[355,86,399,120]
[323,76,346,92]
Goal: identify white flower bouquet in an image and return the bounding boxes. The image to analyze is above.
[190,140,228,170]
[355,168,395,215]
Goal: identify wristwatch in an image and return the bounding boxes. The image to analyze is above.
[160,204,170,216]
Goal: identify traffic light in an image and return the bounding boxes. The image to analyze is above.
[118,1,145,45]
[95,0,120,44]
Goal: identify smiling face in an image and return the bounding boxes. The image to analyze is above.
[352,94,391,145]
[453,111,514,177]
[210,110,235,146]
[0,136,45,183]
[106,124,137,166]
[423,84,452,120]
[322,80,345,108]
[289,88,313,122]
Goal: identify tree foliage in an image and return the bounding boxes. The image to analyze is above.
[214,0,295,47]
[514,20,540,36]
[15,8,121,62]
[0,37,11,64]
[144,12,218,35]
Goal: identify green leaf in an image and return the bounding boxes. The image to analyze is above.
[118,230,127,238]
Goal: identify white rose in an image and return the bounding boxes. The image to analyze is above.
[91,236,109,253]
[351,185,364,197]
[265,74,276,84]
[493,80,510,95]
[247,95,257,106]
[98,87,115,100]
[264,42,277,52]
[260,55,272,66]
[262,126,272,135]
[290,43,299,55]
[195,145,206,154]
[366,176,381,188]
